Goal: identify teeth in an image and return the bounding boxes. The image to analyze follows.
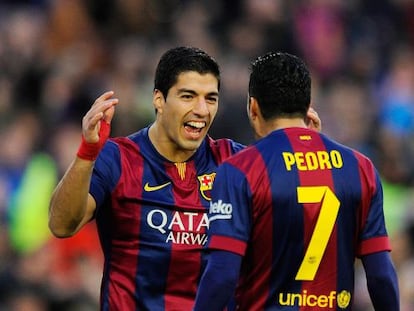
[186,121,205,129]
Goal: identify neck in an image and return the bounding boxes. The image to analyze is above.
[256,118,307,138]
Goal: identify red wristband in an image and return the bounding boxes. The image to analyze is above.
[76,120,110,161]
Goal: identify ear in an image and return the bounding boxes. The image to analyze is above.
[248,97,261,121]
[153,89,165,113]
[248,97,264,139]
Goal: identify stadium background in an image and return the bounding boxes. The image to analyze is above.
[0,0,413,310]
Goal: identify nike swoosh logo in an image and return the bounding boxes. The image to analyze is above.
[144,181,171,192]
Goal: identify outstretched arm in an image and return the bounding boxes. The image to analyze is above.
[362,251,400,311]
[48,91,118,237]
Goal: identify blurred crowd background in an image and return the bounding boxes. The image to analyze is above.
[0,0,414,310]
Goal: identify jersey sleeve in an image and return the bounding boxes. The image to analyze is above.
[357,163,391,256]
[207,162,252,256]
[90,139,121,209]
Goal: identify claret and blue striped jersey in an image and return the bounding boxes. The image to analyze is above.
[207,127,391,310]
[89,126,244,310]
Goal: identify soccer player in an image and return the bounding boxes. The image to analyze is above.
[48,46,321,310]
[193,52,400,311]
[48,46,244,310]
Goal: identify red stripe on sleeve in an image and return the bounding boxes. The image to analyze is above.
[358,236,391,257]
[209,235,247,256]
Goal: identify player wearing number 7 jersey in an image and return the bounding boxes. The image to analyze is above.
[193,52,399,311]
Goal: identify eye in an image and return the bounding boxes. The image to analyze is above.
[181,94,194,100]
[206,96,218,104]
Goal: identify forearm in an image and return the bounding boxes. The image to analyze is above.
[49,91,117,238]
[194,251,241,311]
[48,157,95,237]
[363,252,400,311]
[367,267,399,311]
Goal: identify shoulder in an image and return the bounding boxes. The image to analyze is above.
[220,144,261,174]
[320,134,379,182]
[324,134,375,167]
[107,127,149,151]
[207,136,245,163]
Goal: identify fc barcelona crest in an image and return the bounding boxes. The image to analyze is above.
[197,173,216,201]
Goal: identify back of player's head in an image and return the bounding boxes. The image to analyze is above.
[154,46,221,98]
[248,52,311,120]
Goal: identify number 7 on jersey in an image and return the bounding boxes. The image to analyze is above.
[295,186,340,281]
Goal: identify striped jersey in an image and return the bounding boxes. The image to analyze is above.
[207,127,391,311]
[89,126,244,310]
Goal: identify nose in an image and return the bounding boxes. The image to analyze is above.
[193,97,209,116]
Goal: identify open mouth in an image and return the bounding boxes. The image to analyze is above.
[184,121,206,138]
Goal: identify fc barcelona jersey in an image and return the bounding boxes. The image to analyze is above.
[89,126,244,310]
[207,127,391,311]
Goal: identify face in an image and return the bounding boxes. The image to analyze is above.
[153,71,219,161]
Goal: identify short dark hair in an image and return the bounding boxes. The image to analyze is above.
[154,46,220,98]
[248,52,311,120]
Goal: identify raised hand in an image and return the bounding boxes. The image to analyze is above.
[77,91,119,161]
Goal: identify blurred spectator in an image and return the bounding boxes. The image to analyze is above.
[292,0,347,82]
[316,78,376,157]
[376,46,414,137]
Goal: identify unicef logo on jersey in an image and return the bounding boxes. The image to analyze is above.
[278,290,351,309]
[209,200,233,222]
